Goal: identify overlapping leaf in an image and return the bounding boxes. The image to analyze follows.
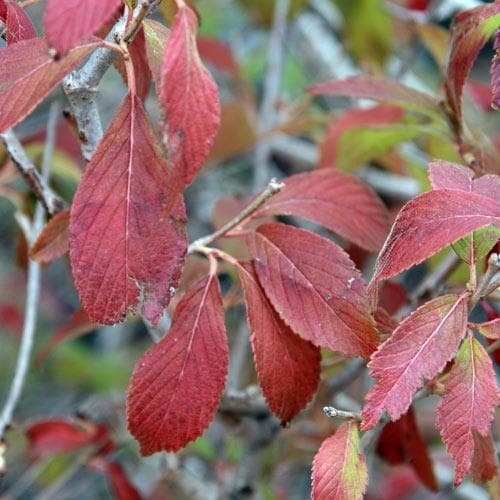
[159,5,220,185]
[317,105,404,169]
[372,189,500,282]
[127,273,228,455]
[247,223,379,359]
[252,170,389,251]
[376,406,438,491]
[445,3,500,120]
[143,19,170,93]
[0,39,100,132]
[472,318,500,339]
[237,262,320,423]
[470,432,498,483]
[308,75,439,112]
[69,93,187,325]
[29,210,69,264]
[44,0,122,55]
[312,421,368,500]
[436,332,498,484]
[362,294,468,430]
[0,0,36,45]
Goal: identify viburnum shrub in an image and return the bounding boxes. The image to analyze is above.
[0,0,499,498]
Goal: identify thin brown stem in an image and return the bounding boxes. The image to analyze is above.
[188,178,284,254]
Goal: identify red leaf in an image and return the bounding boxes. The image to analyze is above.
[307,75,438,111]
[26,418,111,459]
[237,262,320,423]
[429,160,500,200]
[362,294,469,430]
[372,189,500,282]
[0,39,101,132]
[29,210,69,264]
[466,80,493,112]
[472,318,500,339]
[252,170,390,251]
[445,3,500,121]
[436,332,498,484]
[470,431,498,483]
[247,223,379,359]
[492,30,500,110]
[197,37,240,76]
[1,0,36,45]
[377,407,438,491]
[318,106,404,169]
[91,459,142,500]
[374,307,398,337]
[311,421,368,500]
[69,93,187,325]
[127,273,228,454]
[115,29,151,101]
[159,5,220,185]
[43,0,122,55]
[35,309,95,366]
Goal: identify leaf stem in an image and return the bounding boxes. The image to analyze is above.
[187,178,284,254]
[123,0,159,43]
[470,253,500,308]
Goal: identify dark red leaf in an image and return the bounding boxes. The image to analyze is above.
[2,0,36,45]
[372,189,500,282]
[29,210,69,264]
[197,37,240,76]
[237,262,320,423]
[247,223,379,359]
[43,0,122,55]
[127,273,228,455]
[470,431,498,483]
[26,418,111,460]
[69,93,187,325]
[307,75,439,111]
[362,294,469,430]
[436,332,498,484]
[252,170,390,251]
[114,29,151,101]
[91,459,142,500]
[159,5,220,185]
[318,106,404,169]
[377,407,438,491]
[0,39,101,132]
[35,309,95,366]
[374,307,398,337]
[466,80,493,112]
[445,3,500,121]
[311,421,368,500]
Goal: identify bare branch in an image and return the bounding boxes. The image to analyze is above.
[188,178,284,253]
[323,406,362,422]
[0,103,59,441]
[0,130,66,216]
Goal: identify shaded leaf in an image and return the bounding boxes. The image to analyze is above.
[35,309,95,366]
[159,5,220,185]
[318,105,404,169]
[143,19,170,94]
[472,318,500,340]
[372,189,500,282]
[29,210,69,264]
[311,421,368,500]
[247,223,379,359]
[415,23,450,69]
[436,332,498,484]
[0,39,101,132]
[362,294,468,429]
[44,0,122,55]
[253,170,390,251]
[198,37,240,76]
[237,262,320,423]
[1,0,36,45]
[69,93,187,325]
[308,75,439,113]
[445,3,500,121]
[377,407,438,491]
[91,459,142,500]
[127,273,228,455]
[492,30,500,110]
[470,432,498,484]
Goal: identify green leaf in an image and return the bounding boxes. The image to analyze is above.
[452,226,500,264]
